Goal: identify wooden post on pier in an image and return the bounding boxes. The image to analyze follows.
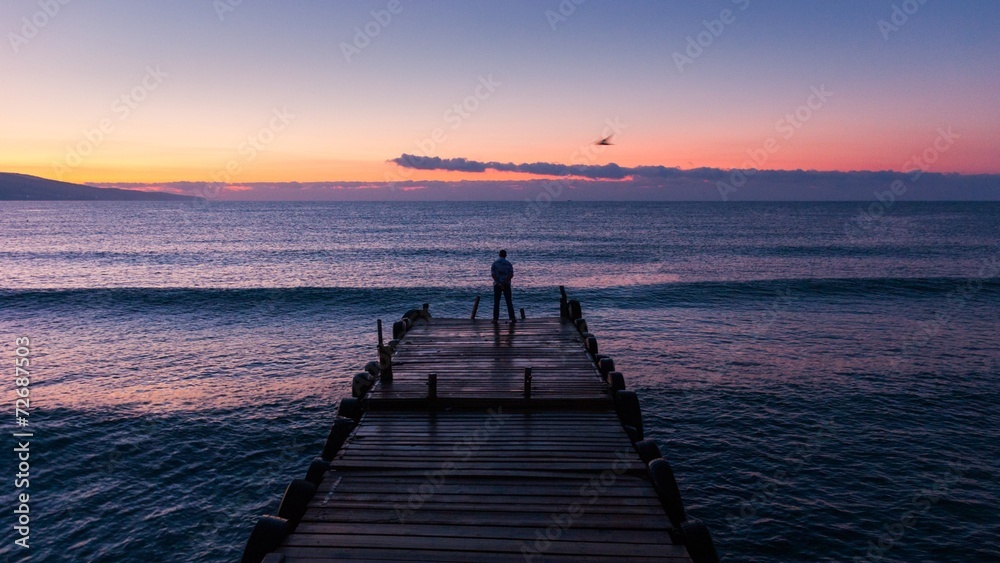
[523,366,532,399]
[470,295,480,319]
[426,373,437,402]
[376,319,392,384]
[559,285,569,318]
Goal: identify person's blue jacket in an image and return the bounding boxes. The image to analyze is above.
[491,258,513,286]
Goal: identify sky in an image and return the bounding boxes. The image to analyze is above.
[1,0,998,199]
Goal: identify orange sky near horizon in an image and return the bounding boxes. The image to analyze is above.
[5,121,996,186]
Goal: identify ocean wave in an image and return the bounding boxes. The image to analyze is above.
[0,287,446,314]
[2,277,997,313]
[573,276,1000,308]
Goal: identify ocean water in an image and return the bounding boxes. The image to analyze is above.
[1,200,998,562]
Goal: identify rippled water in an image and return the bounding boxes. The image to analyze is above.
[1,201,998,562]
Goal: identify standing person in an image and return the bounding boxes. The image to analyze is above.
[491,249,515,323]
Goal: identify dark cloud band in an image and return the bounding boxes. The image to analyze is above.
[392,154,687,180]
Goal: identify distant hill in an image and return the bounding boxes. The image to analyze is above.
[0,173,200,201]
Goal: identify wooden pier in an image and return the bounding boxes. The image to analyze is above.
[242,290,718,562]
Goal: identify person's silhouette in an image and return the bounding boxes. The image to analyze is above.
[491,249,515,323]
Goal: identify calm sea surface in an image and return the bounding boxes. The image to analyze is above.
[1,201,998,562]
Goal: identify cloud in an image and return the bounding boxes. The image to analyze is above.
[395,155,489,173]
[392,154,683,180]
[387,154,1000,200]
[91,167,1000,201]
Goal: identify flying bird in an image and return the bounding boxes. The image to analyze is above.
[595,134,614,146]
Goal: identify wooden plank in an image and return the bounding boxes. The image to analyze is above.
[301,507,671,529]
[293,522,672,543]
[278,547,685,562]
[281,533,687,557]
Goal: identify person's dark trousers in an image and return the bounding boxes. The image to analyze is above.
[493,283,515,321]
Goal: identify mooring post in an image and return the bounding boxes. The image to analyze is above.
[427,373,437,402]
[422,303,429,316]
[378,346,393,384]
[568,299,582,320]
[559,285,568,319]
[377,319,392,385]
[520,308,525,320]
[470,296,481,319]
[524,367,532,400]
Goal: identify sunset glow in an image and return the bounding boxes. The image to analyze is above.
[2,1,998,193]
